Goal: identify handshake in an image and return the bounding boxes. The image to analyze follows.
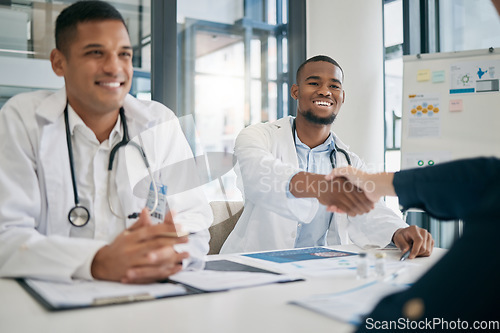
[290,166,434,259]
[290,167,396,216]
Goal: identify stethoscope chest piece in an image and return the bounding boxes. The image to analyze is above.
[64,102,157,225]
[68,205,90,227]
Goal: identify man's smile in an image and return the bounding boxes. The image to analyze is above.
[95,80,126,89]
[313,100,333,107]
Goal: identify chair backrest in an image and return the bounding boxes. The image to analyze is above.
[208,201,244,254]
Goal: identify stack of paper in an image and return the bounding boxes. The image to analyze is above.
[170,269,300,292]
[291,281,409,325]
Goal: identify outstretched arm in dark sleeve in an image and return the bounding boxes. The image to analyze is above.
[394,157,500,221]
[327,157,500,222]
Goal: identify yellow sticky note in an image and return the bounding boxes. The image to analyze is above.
[449,99,463,112]
[417,69,431,82]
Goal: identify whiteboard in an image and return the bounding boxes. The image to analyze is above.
[401,48,500,170]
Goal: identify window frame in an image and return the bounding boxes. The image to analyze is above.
[150,0,306,119]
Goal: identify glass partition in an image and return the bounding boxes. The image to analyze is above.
[177,0,289,201]
[0,0,290,203]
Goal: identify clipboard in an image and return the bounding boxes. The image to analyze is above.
[17,259,302,311]
[17,278,200,311]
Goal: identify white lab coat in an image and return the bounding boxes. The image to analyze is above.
[220,116,407,253]
[0,88,212,282]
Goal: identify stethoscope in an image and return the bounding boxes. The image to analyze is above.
[64,103,159,227]
[292,118,352,168]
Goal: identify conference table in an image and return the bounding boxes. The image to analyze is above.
[0,245,446,333]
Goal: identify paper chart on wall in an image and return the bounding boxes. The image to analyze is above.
[450,59,500,94]
[407,93,441,138]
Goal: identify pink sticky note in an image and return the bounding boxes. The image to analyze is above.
[449,99,463,112]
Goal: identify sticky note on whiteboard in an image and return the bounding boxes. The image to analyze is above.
[417,69,431,82]
[449,99,463,112]
[432,70,445,83]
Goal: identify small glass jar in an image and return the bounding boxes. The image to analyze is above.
[357,252,369,279]
[375,252,386,278]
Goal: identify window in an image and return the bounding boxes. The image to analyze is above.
[383,0,403,212]
[0,0,151,108]
[0,0,295,203]
[440,0,500,52]
[175,0,290,201]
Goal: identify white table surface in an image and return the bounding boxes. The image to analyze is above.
[0,245,446,333]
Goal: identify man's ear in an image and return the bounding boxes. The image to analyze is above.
[50,48,65,77]
[342,90,346,104]
[290,84,299,100]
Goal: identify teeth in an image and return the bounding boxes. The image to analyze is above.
[315,101,331,106]
[100,82,121,88]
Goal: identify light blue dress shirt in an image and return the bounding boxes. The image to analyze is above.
[292,124,341,248]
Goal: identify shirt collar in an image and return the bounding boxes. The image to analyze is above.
[294,126,335,152]
[67,104,123,145]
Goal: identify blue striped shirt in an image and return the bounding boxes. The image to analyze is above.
[293,128,341,247]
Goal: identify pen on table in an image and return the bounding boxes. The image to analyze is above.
[399,247,412,261]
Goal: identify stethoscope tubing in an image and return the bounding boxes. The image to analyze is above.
[64,106,81,207]
[64,103,158,227]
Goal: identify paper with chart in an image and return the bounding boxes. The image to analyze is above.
[407,94,441,138]
[240,247,411,277]
[242,247,357,263]
[450,59,500,94]
[241,247,358,275]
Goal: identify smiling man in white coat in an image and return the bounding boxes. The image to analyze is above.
[221,55,434,258]
[0,1,211,284]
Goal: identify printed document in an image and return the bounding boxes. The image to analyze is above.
[291,281,409,325]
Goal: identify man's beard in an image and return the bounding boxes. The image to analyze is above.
[301,109,336,125]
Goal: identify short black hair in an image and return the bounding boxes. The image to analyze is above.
[55,0,127,56]
[296,55,344,82]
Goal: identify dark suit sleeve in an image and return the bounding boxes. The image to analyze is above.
[356,157,500,332]
[393,157,500,221]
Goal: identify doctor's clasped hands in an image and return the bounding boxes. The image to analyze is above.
[91,209,189,284]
